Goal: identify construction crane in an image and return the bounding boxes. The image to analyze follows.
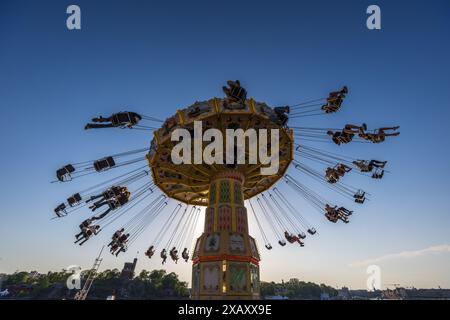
[74,246,104,300]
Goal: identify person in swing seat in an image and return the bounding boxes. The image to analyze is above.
[75,225,100,245]
[359,126,400,143]
[145,245,155,259]
[321,86,348,113]
[84,111,142,130]
[182,248,189,262]
[89,191,131,220]
[170,247,179,264]
[108,228,125,247]
[161,249,167,264]
[86,186,128,204]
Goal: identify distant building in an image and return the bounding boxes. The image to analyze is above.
[320,293,330,300]
[120,258,137,280]
[337,287,351,300]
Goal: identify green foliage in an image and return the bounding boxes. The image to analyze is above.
[260,279,338,299]
[2,269,189,300]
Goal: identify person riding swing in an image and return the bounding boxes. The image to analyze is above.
[145,245,155,259]
[284,231,304,247]
[111,233,129,256]
[325,167,340,183]
[223,80,247,109]
[161,249,167,264]
[327,129,354,145]
[321,86,348,113]
[359,126,400,143]
[324,204,339,223]
[335,163,352,176]
[75,218,94,238]
[352,160,387,173]
[84,111,142,130]
[170,247,179,264]
[182,248,189,262]
[86,186,128,204]
[75,224,100,245]
[108,228,124,247]
[89,191,131,220]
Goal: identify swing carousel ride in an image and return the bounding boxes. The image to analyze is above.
[53,80,399,299]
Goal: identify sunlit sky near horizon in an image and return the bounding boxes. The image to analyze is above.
[1,0,450,289]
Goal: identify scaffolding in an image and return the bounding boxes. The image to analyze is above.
[74,246,104,300]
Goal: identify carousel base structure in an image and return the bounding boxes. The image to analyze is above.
[191,171,261,300]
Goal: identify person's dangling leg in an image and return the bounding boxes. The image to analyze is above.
[92,116,113,123]
[90,200,108,211]
[86,194,104,203]
[370,160,387,168]
[383,132,400,137]
[378,126,400,132]
[79,237,89,246]
[344,124,363,134]
[84,123,115,130]
[74,236,84,244]
[75,231,84,239]
[92,208,112,220]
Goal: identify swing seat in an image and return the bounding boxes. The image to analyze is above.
[278,240,286,246]
[94,156,116,172]
[307,228,317,235]
[274,106,290,115]
[56,164,75,182]
[298,232,306,239]
[54,203,67,216]
[228,86,247,103]
[111,112,141,127]
[353,190,365,199]
[265,244,272,250]
[67,193,82,207]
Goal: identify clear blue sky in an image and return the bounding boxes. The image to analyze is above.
[1,0,450,289]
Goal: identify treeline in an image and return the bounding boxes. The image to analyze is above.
[260,280,338,299]
[1,269,189,299]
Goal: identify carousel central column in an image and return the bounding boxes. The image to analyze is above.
[191,171,261,300]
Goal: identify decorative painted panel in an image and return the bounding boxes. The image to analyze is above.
[229,263,247,292]
[202,264,220,292]
[218,205,232,231]
[219,181,230,203]
[204,233,220,252]
[235,207,248,233]
[250,264,260,293]
[205,207,214,233]
[229,233,245,253]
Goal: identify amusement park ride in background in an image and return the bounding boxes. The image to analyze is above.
[53,80,399,299]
